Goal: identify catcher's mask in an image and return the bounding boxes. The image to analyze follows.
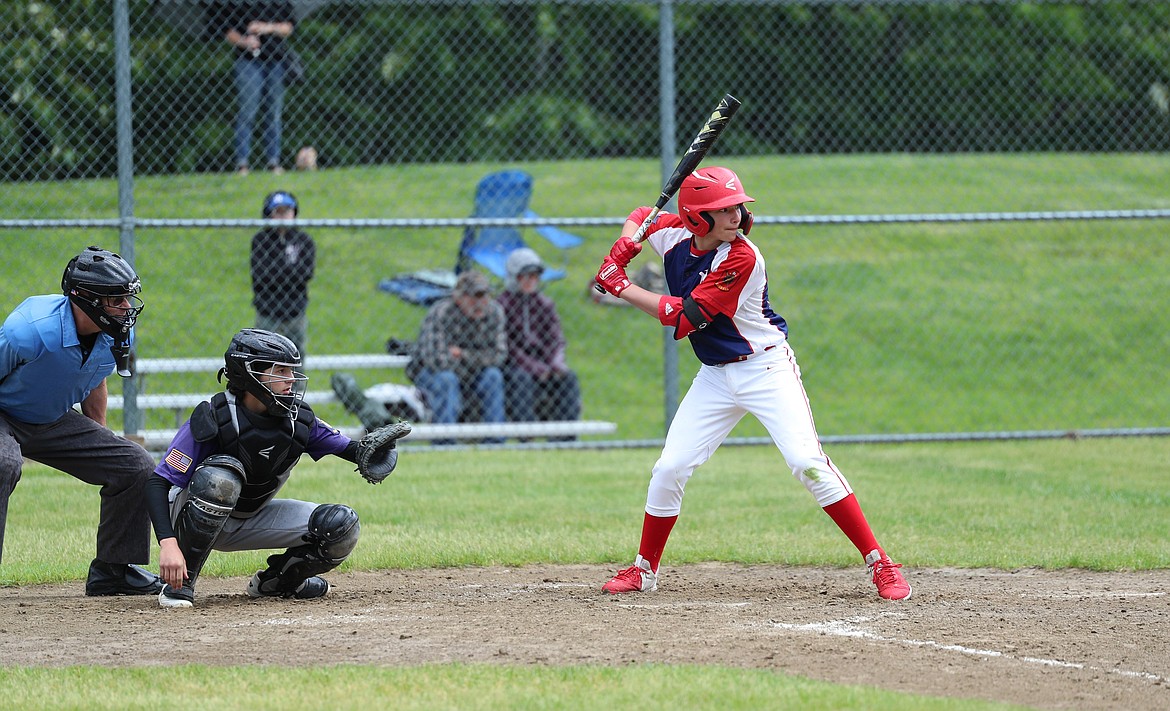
[678,166,755,238]
[61,246,144,377]
[219,328,307,418]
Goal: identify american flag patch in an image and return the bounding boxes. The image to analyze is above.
[165,449,193,473]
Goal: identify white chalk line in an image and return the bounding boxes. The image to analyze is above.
[617,601,752,610]
[770,615,1164,684]
[1018,590,1165,599]
[232,604,399,627]
[455,582,592,591]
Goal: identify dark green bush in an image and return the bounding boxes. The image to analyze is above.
[2,0,1169,180]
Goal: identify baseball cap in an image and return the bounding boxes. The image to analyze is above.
[262,190,299,218]
[454,271,491,297]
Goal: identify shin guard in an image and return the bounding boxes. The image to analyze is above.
[173,455,244,587]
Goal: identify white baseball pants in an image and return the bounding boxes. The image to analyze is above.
[645,341,853,517]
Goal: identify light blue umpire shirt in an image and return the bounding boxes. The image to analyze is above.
[0,294,127,424]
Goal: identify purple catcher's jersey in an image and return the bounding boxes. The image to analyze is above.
[155,401,351,491]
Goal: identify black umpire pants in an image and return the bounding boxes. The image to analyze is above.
[0,410,155,566]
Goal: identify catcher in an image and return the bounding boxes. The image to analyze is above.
[145,328,410,609]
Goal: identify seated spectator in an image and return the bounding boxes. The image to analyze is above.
[497,249,581,438]
[406,271,506,442]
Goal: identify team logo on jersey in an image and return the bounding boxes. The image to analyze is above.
[319,418,341,435]
[715,269,739,291]
[164,448,193,473]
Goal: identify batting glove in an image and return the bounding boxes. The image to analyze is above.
[608,236,643,268]
[596,257,632,298]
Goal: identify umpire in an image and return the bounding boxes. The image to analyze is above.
[0,246,162,596]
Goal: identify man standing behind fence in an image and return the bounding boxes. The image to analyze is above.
[0,246,162,596]
[251,191,316,359]
[219,0,296,175]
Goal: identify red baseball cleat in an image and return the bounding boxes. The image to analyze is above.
[602,555,658,594]
[866,549,912,601]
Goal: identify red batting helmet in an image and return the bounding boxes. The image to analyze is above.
[678,166,755,238]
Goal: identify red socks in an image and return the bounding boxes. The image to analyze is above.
[822,494,880,558]
[636,496,877,572]
[637,512,678,573]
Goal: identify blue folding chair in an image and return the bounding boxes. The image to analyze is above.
[456,170,583,281]
[376,269,456,306]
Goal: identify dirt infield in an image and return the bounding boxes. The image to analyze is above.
[2,564,1167,709]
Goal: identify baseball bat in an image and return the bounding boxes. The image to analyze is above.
[594,94,741,294]
[631,93,742,244]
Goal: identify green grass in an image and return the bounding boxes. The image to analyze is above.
[1,154,1168,439]
[0,665,1024,711]
[4,438,1168,583]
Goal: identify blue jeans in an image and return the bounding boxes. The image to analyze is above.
[504,368,581,439]
[414,367,506,433]
[233,58,286,168]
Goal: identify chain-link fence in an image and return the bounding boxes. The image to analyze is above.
[1,0,1168,446]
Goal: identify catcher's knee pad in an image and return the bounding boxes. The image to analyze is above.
[259,504,360,591]
[189,455,246,507]
[308,503,361,562]
[174,455,245,586]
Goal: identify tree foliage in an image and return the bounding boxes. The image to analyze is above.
[3,0,1170,180]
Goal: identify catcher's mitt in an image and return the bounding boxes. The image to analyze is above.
[355,421,412,484]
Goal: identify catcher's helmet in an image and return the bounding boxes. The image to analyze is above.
[61,245,144,342]
[678,167,755,238]
[219,328,307,417]
[262,190,299,218]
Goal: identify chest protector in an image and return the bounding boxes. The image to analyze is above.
[190,391,315,517]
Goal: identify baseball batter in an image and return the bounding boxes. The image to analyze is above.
[594,166,911,600]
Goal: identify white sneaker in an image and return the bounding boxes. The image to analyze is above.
[602,555,658,594]
[158,584,194,609]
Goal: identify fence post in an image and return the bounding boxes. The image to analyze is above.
[659,0,679,434]
[114,0,142,437]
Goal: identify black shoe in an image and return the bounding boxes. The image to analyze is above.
[85,558,164,596]
[246,570,331,599]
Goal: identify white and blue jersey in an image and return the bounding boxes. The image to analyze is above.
[0,294,124,423]
[636,207,787,365]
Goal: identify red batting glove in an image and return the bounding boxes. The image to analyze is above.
[609,236,643,268]
[596,257,632,297]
